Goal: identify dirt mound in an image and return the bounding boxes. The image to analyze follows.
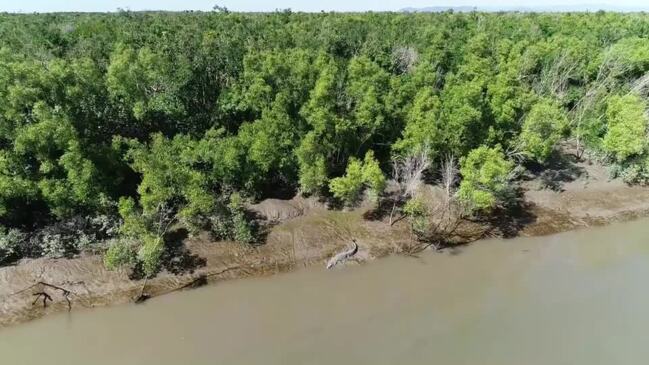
[248,196,324,222]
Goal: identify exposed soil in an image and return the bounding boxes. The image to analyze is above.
[521,155,649,235]
[3,155,649,328]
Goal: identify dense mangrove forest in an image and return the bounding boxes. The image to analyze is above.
[2,10,649,277]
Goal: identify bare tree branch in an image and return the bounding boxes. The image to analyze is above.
[390,146,431,225]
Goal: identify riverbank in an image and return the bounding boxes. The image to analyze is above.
[2,156,649,327]
[4,216,649,365]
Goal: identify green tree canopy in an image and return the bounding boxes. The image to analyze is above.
[602,94,647,162]
[518,99,568,163]
[457,146,514,212]
[329,150,386,206]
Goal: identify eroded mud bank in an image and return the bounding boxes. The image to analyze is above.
[3,158,649,327]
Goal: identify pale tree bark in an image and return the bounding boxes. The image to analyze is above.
[390,146,431,225]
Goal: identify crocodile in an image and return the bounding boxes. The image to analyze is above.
[326,240,359,269]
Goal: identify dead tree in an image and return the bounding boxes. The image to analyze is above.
[440,154,458,207]
[534,50,579,103]
[392,46,419,74]
[569,50,631,158]
[403,156,464,254]
[390,146,431,225]
[404,198,464,254]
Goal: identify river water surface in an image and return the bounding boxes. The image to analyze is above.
[2,218,649,364]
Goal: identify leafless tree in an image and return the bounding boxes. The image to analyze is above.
[535,50,579,102]
[569,49,632,158]
[403,199,465,254]
[440,154,458,206]
[390,146,431,225]
[395,154,468,254]
[392,46,419,74]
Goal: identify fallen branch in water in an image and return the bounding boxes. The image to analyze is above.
[326,240,359,269]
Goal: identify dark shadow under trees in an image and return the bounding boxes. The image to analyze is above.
[160,228,206,275]
[523,151,586,192]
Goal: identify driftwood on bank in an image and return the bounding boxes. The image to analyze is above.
[326,240,359,269]
[134,278,150,304]
[10,281,77,311]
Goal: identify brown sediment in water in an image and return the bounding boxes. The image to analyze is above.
[3,157,649,327]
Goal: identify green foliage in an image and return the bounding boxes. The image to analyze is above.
[0,227,27,265]
[296,56,340,194]
[330,158,365,205]
[602,94,647,162]
[393,88,442,158]
[606,37,649,78]
[457,146,514,212]
[403,197,427,217]
[103,239,137,270]
[518,99,568,163]
[329,150,386,205]
[138,235,165,277]
[227,193,255,244]
[6,103,107,218]
[117,197,148,238]
[298,151,328,195]
[115,199,167,276]
[107,44,190,120]
[362,151,387,188]
[121,133,215,224]
[4,11,649,271]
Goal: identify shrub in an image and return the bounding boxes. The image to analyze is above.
[138,235,164,277]
[602,94,647,162]
[330,158,365,205]
[329,150,386,206]
[403,197,429,236]
[227,193,255,243]
[518,99,568,163]
[0,228,27,265]
[403,197,427,217]
[457,146,514,212]
[103,239,137,270]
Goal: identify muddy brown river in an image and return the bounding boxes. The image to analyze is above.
[2,218,649,364]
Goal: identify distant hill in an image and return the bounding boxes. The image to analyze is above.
[401,4,649,13]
